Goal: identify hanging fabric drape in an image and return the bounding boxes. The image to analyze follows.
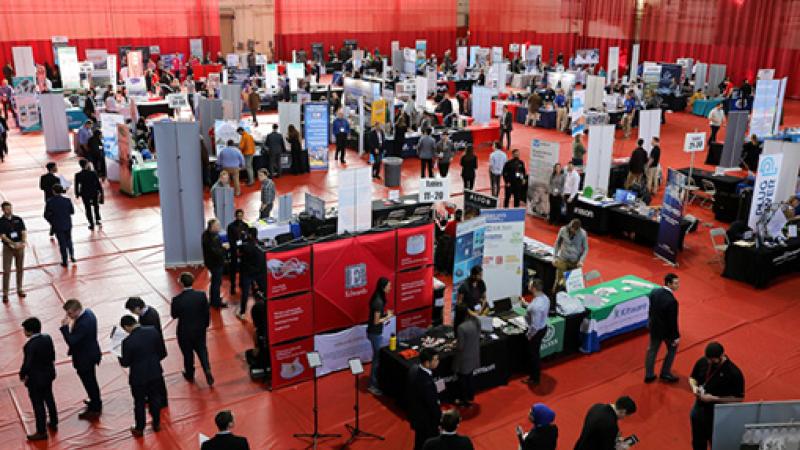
[0,0,220,72]
[274,0,457,60]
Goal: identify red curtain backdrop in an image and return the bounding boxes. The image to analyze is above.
[274,0,457,60]
[469,0,636,71]
[0,0,220,76]
[639,0,800,98]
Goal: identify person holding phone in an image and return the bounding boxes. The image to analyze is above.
[366,277,393,396]
[517,403,558,450]
[574,396,637,450]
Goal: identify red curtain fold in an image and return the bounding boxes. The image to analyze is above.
[274,0,456,59]
[0,0,220,76]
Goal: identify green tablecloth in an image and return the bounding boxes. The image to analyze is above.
[132,161,159,195]
[569,275,657,352]
[510,308,566,358]
[692,98,723,117]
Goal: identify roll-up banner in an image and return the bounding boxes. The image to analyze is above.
[654,169,687,266]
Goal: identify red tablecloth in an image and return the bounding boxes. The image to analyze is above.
[467,121,501,150]
[192,64,223,79]
[437,80,456,96]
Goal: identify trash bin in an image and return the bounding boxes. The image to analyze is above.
[383,157,403,187]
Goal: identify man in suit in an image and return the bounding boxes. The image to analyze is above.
[407,348,442,450]
[366,123,385,179]
[574,396,637,450]
[59,299,102,419]
[44,184,75,267]
[118,315,164,436]
[644,273,680,383]
[74,159,104,230]
[265,124,286,178]
[453,311,480,407]
[237,227,267,320]
[39,162,60,237]
[125,296,169,407]
[202,219,228,309]
[423,409,474,450]
[226,209,250,296]
[171,272,214,386]
[20,317,58,441]
[502,148,527,208]
[201,410,250,450]
[500,105,513,150]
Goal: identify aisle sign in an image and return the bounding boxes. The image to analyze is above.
[683,132,706,153]
[166,93,188,109]
[418,178,450,203]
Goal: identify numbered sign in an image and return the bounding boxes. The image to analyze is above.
[683,132,706,153]
[418,178,450,203]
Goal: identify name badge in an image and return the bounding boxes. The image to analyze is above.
[435,379,446,393]
[9,232,18,239]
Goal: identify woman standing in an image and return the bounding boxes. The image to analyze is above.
[437,132,454,177]
[571,134,586,167]
[460,146,478,190]
[548,163,565,225]
[393,113,408,158]
[366,277,393,396]
[287,125,306,174]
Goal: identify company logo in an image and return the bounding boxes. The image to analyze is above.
[544,323,556,342]
[573,207,594,218]
[406,234,426,255]
[267,257,308,280]
[759,156,779,176]
[345,263,367,290]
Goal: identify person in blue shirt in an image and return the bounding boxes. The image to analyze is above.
[216,140,245,196]
[77,121,93,157]
[554,89,568,131]
[332,111,350,164]
[622,92,637,138]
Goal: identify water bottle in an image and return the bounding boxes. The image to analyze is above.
[389,333,397,351]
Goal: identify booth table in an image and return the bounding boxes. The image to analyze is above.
[571,275,657,353]
[704,142,724,166]
[523,237,557,294]
[66,107,88,129]
[692,98,723,117]
[678,167,748,222]
[536,110,557,129]
[372,194,432,225]
[468,121,501,150]
[131,161,159,195]
[572,197,620,235]
[608,205,692,249]
[137,100,174,119]
[723,239,800,288]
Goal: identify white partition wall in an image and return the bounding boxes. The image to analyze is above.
[607,47,619,83]
[720,111,748,168]
[153,121,205,268]
[764,141,800,206]
[219,84,242,120]
[694,63,708,95]
[629,44,639,81]
[39,93,71,153]
[472,86,493,125]
[12,46,35,77]
[585,75,605,110]
[638,109,662,153]
[707,64,726,97]
[585,125,615,194]
[278,101,301,138]
[197,97,223,155]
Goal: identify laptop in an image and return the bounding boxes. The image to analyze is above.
[492,298,517,319]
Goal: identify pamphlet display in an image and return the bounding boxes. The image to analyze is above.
[655,169,687,265]
[527,139,559,216]
[303,102,330,171]
[482,209,525,304]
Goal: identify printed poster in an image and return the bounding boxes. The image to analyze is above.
[528,139,560,216]
[481,209,526,304]
[303,102,329,171]
[654,169,687,265]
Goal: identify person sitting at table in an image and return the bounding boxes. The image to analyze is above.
[740,134,762,173]
[525,92,543,126]
[552,219,588,292]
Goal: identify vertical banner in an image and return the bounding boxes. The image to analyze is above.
[482,209,526,304]
[654,169,687,265]
[528,139,560,216]
[189,39,204,59]
[303,102,330,171]
[472,86,493,125]
[57,47,81,89]
[100,113,125,159]
[415,40,427,72]
[118,124,134,195]
[127,50,144,78]
[750,79,781,138]
[629,44,640,80]
[747,153,783,229]
[415,76,428,109]
[12,47,35,77]
[51,36,68,65]
[12,77,40,132]
[265,64,279,90]
[570,90,585,136]
[452,217,486,304]
[585,125,615,194]
[371,98,386,125]
[107,55,117,88]
[642,64,661,105]
[337,167,372,234]
[607,47,619,84]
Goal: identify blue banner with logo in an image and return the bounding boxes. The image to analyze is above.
[654,169,687,265]
[304,102,330,171]
[452,217,486,309]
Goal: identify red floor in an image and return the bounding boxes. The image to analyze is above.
[0,102,799,449]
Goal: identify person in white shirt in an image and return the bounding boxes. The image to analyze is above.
[521,278,550,385]
[563,162,581,218]
[708,103,725,143]
[489,141,507,197]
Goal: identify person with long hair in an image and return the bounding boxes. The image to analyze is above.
[287,125,306,174]
[393,113,408,157]
[460,146,478,191]
[366,277,393,396]
[548,163,565,225]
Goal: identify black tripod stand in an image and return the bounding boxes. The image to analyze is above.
[294,367,340,449]
[342,370,384,447]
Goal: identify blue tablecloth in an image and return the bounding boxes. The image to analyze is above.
[536,110,557,129]
[66,108,88,129]
[515,106,528,124]
[692,98,723,117]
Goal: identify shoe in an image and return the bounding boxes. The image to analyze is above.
[17,291,26,298]
[205,372,215,387]
[660,374,680,383]
[96,220,101,225]
[70,257,76,263]
[152,423,161,432]
[78,410,101,421]
[213,302,228,309]
[60,262,68,268]
[236,312,245,320]
[27,433,48,441]
[644,375,657,384]
[88,225,94,230]
[182,371,195,382]
[367,386,383,396]
[129,427,144,437]
[47,422,58,432]
[2,296,7,303]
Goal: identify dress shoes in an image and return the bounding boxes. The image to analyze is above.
[660,374,680,383]
[27,432,48,441]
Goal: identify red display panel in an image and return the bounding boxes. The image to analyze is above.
[396,307,433,341]
[270,337,314,389]
[267,292,314,345]
[312,232,397,333]
[395,265,434,314]
[396,223,434,271]
[266,245,312,299]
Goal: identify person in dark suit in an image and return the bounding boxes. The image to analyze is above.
[574,396,637,450]
[202,219,228,308]
[74,159,104,230]
[502,148,527,208]
[118,315,164,436]
[44,184,75,267]
[20,317,58,441]
[265,124,286,178]
[249,293,270,371]
[366,124,385,179]
[237,227,266,320]
[434,96,453,117]
[423,409,473,450]
[453,312,480,407]
[39,162,60,237]
[644,273,681,383]
[171,272,214,386]
[227,209,249,296]
[519,403,558,450]
[125,296,168,407]
[500,105,513,150]
[407,348,442,450]
[202,410,250,450]
[59,299,102,419]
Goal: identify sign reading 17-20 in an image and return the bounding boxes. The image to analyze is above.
[419,178,450,203]
[683,132,707,153]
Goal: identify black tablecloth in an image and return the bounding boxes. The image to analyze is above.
[678,167,748,222]
[608,205,691,249]
[523,251,557,293]
[723,239,800,288]
[372,194,432,225]
[379,335,511,406]
[137,102,174,119]
[704,143,724,165]
[572,199,613,235]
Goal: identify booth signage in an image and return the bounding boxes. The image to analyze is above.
[396,223,434,270]
[748,153,783,229]
[464,190,498,211]
[266,245,312,299]
[654,169,687,265]
[304,102,330,171]
[683,132,706,153]
[270,337,314,388]
[395,266,434,314]
[268,293,314,345]
[418,178,450,203]
[482,209,526,302]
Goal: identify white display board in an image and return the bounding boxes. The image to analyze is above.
[12,46,35,77]
[750,79,782,138]
[607,47,619,84]
[585,125,615,194]
[482,208,526,303]
[629,44,640,81]
[415,76,427,109]
[39,93,71,152]
[287,63,305,91]
[585,75,605,110]
[337,167,373,234]
[638,109,661,153]
[57,47,81,89]
[763,141,800,211]
[528,139,560,216]
[472,86,494,125]
[277,101,301,138]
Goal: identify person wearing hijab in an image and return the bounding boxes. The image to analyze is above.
[366,277,393,396]
[519,403,558,450]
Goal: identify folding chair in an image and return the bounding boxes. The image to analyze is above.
[709,228,729,268]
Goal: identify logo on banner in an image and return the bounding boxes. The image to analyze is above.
[267,258,308,279]
[406,234,426,255]
[345,263,368,291]
[759,156,779,176]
